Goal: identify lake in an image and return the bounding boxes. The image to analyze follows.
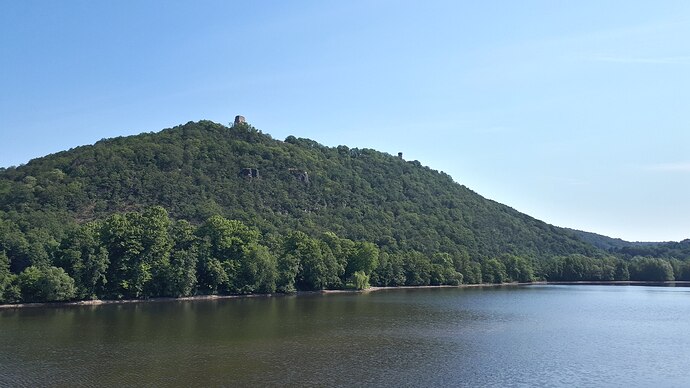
[2,285,689,387]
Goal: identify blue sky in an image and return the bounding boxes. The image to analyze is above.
[1,1,689,241]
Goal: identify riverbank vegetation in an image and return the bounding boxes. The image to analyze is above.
[2,206,689,304]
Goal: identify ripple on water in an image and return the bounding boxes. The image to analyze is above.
[2,285,690,386]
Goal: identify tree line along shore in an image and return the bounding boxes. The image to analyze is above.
[2,206,687,305]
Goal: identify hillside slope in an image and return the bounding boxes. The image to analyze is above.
[565,229,659,251]
[0,120,598,263]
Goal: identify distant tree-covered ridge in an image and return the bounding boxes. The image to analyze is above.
[565,228,662,251]
[1,120,688,303]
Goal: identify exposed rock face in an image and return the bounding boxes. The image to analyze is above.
[239,168,259,179]
[234,115,246,126]
[288,168,309,184]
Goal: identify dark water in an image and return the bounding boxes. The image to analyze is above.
[2,285,690,387]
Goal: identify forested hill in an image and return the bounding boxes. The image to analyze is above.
[0,120,596,261]
[1,120,639,303]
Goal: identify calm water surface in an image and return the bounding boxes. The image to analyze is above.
[1,285,689,387]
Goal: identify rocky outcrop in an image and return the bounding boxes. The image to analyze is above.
[239,168,259,179]
[288,168,309,184]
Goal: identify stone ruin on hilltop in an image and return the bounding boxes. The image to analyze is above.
[233,115,246,126]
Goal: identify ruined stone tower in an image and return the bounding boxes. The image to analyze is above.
[234,115,246,126]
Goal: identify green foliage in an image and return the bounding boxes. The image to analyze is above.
[371,252,405,286]
[500,254,535,283]
[165,249,198,297]
[403,251,431,286]
[452,251,482,284]
[100,207,173,299]
[345,242,379,279]
[351,271,370,290]
[197,254,228,294]
[614,240,690,261]
[628,257,674,281]
[430,253,463,286]
[481,259,507,284]
[614,261,630,281]
[163,220,198,297]
[276,250,299,293]
[542,254,622,282]
[280,231,339,291]
[0,251,20,303]
[17,265,76,302]
[0,217,32,273]
[57,222,108,299]
[242,244,277,293]
[196,215,275,294]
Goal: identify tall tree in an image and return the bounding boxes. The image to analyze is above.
[17,265,76,302]
[0,251,19,303]
[57,222,109,299]
[164,220,198,297]
[101,207,172,298]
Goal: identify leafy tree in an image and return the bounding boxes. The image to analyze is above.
[352,271,369,290]
[668,259,690,281]
[481,258,507,284]
[501,254,535,283]
[241,244,277,293]
[276,249,299,293]
[281,231,339,291]
[614,260,630,281]
[101,212,146,298]
[403,251,431,286]
[371,252,406,286]
[629,257,674,281]
[345,242,379,279]
[165,249,198,297]
[542,254,609,281]
[197,252,228,294]
[196,215,275,293]
[0,218,31,273]
[430,253,463,285]
[320,231,348,278]
[23,228,59,268]
[57,222,108,299]
[140,206,174,297]
[0,251,20,303]
[100,207,172,299]
[163,220,198,297]
[17,266,76,302]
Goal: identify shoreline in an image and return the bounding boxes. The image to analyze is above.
[0,283,527,309]
[542,280,690,286]
[2,280,688,309]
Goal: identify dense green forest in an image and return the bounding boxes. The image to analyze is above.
[1,120,688,303]
[565,228,659,250]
